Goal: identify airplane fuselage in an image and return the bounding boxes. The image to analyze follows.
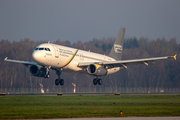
[32,43,120,75]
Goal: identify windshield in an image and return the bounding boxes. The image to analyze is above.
[35,47,51,51]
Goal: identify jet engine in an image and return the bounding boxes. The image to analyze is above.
[30,65,46,77]
[87,64,107,76]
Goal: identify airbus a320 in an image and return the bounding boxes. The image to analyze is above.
[4,28,177,86]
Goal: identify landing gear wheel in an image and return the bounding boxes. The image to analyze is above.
[93,79,98,85]
[98,78,102,85]
[46,71,50,78]
[55,79,60,86]
[45,73,50,78]
[55,69,64,86]
[59,79,64,86]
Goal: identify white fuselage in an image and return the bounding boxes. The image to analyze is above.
[32,43,120,75]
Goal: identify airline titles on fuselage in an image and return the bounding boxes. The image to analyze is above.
[59,48,74,58]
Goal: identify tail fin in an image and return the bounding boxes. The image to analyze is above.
[109,27,125,60]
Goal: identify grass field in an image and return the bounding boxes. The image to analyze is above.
[0,95,180,119]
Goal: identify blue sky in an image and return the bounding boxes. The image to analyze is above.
[0,0,180,43]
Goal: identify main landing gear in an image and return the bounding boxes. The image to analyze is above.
[93,77,102,85]
[55,79,64,86]
[55,69,64,86]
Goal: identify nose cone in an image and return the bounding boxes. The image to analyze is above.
[32,51,41,62]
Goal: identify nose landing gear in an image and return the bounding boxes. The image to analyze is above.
[44,66,51,78]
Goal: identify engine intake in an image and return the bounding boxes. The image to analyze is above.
[87,64,107,76]
[30,65,46,77]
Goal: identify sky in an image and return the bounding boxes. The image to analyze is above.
[0,0,180,43]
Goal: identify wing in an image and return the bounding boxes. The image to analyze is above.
[78,55,177,69]
[4,57,38,66]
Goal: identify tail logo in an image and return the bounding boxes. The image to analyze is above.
[114,44,122,53]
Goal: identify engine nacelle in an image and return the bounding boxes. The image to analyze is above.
[87,64,107,76]
[30,65,46,77]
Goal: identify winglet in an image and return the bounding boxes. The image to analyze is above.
[174,54,177,60]
[4,57,8,60]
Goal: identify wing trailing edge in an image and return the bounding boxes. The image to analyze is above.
[78,55,177,69]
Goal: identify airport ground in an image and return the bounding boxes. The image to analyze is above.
[47,117,180,120]
[0,93,180,119]
[3,92,180,96]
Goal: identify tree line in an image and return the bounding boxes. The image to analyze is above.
[0,37,179,89]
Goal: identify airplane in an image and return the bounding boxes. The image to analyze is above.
[4,28,177,86]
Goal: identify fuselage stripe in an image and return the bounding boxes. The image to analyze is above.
[60,49,78,68]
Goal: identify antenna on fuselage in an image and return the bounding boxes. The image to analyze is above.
[48,41,50,44]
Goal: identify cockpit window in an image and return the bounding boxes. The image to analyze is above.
[47,48,51,51]
[39,48,44,50]
[35,47,51,51]
[44,48,51,51]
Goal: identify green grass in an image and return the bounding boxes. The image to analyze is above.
[0,95,180,119]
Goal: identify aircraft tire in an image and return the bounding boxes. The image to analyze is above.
[60,79,64,86]
[45,74,49,78]
[98,78,102,85]
[46,75,49,78]
[46,73,50,78]
[44,71,50,78]
[55,79,60,86]
[93,79,98,85]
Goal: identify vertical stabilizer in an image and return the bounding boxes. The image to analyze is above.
[109,28,125,60]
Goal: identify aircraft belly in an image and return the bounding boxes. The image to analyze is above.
[107,67,120,75]
[66,62,84,72]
